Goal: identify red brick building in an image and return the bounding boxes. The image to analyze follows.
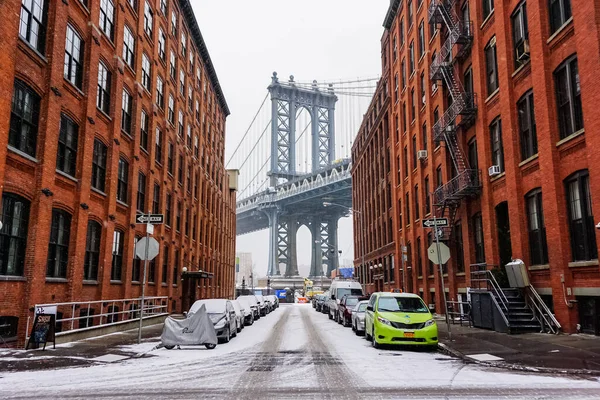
[353,0,600,335]
[0,0,236,344]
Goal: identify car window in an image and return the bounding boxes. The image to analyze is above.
[337,288,363,299]
[346,298,359,307]
[377,296,429,313]
[368,294,377,309]
[357,303,368,312]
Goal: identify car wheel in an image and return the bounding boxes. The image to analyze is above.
[365,325,371,341]
[205,343,216,350]
[372,328,380,349]
[164,345,175,350]
[352,321,356,332]
[328,311,333,320]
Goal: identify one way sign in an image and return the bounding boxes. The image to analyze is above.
[135,214,164,224]
[423,218,448,228]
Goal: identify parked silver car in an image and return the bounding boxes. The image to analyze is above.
[237,295,260,320]
[189,299,237,343]
[231,300,246,333]
[351,300,368,335]
[236,296,255,325]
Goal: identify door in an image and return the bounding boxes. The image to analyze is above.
[495,201,512,286]
[578,296,600,335]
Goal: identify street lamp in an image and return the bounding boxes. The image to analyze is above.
[323,202,365,288]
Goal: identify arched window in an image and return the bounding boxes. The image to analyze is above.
[525,189,548,265]
[47,209,72,278]
[0,193,30,276]
[111,229,124,281]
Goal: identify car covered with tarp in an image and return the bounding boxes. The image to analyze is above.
[161,304,218,350]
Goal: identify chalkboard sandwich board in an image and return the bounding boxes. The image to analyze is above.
[26,314,56,350]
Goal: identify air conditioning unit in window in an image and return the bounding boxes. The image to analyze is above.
[488,165,501,177]
[417,150,428,160]
[516,40,530,63]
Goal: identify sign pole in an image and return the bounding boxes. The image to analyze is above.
[138,210,151,344]
[401,239,407,293]
[433,209,451,341]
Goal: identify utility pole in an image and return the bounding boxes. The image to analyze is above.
[433,208,451,341]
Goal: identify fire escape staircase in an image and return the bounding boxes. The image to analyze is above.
[428,0,479,239]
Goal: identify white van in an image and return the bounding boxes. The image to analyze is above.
[327,279,363,322]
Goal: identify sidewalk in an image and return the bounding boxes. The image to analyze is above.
[0,324,163,373]
[436,319,600,375]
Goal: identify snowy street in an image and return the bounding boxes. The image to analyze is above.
[1,304,600,399]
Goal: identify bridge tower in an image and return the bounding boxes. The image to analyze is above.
[265,73,341,278]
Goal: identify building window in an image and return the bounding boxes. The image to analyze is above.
[155,127,163,164]
[454,222,465,273]
[409,40,415,74]
[170,50,176,80]
[420,72,426,106]
[158,28,166,60]
[194,135,199,158]
[518,91,537,160]
[137,172,146,211]
[416,237,422,277]
[91,139,107,192]
[414,185,420,220]
[185,207,190,236]
[468,138,478,171]
[464,67,473,96]
[566,170,597,261]
[472,213,485,263]
[122,26,135,69]
[512,2,529,69]
[178,110,184,137]
[403,146,408,178]
[549,0,572,34]
[490,118,504,173]
[20,0,48,53]
[56,114,78,177]
[424,176,430,215]
[181,32,187,57]
[165,192,172,226]
[144,1,153,37]
[162,245,169,283]
[436,165,443,188]
[410,88,416,122]
[554,56,583,139]
[176,200,182,231]
[0,194,30,276]
[140,110,149,151]
[142,53,151,91]
[408,0,413,23]
[167,142,174,174]
[186,124,192,148]
[9,80,40,157]
[99,0,115,40]
[79,309,95,328]
[405,192,410,225]
[152,183,160,214]
[168,94,175,123]
[186,166,191,192]
[179,69,185,96]
[400,17,404,45]
[178,154,184,184]
[418,21,425,58]
[173,250,179,285]
[401,59,406,89]
[64,25,84,88]
[111,230,124,281]
[160,0,167,14]
[117,157,129,203]
[412,135,417,169]
[156,76,164,108]
[483,0,494,20]
[526,189,548,266]
[121,89,132,134]
[97,62,111,114]
[485,37,498,95]
[402,102,407,133]
[171,10,177,36]
[132,237,141,282]
[84,221,101,281]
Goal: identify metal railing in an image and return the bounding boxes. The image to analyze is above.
[524,286,561,334]
[470,264,511,321]
[433,169,481,205]
[446,300,472,327]
[26,296,169,342]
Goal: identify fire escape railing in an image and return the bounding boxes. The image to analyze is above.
[433,169,481,205]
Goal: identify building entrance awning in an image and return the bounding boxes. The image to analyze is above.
[182,270,213,279]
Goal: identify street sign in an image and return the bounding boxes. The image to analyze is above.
[423,218,449,228]
[135,214,164,224]
[135,237,160,261]
[428,242,451,264]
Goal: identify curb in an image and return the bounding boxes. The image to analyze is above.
[437,342,600,377]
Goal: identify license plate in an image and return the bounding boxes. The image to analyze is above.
[403,331,415,338]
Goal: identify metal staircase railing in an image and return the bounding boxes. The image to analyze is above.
[523,286,561,334]
[470,264,511,325]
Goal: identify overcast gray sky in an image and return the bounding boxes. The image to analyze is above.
[194,1,390,277]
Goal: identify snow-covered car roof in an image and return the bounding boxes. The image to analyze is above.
[189,299,228,314]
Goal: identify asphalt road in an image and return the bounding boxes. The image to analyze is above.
[2,305,600,399]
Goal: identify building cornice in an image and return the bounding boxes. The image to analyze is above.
[179,0,231,116]
[383,0,402,29]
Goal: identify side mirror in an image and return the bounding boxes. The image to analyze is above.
[366,305,373,312]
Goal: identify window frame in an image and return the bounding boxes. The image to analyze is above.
[512,1,529,69]
[485,37,499,95]
[549,0,572,34]
[99,0,115,41]
[19,0,48,53]
[565,170,597,262]
[91,139,107,192]
[84,220,101,281]
[117,157,129,203]
[518,90,538,160]
[526,188,549,265]
[56,114,79,177]
[137,171,146,212]
[96,62,112,114]
[0,193,30,276]
[490,117,504,172]
[9,79,41,157]
[554,55,583,139]
[64,24,84,89]
[111,229,124,281]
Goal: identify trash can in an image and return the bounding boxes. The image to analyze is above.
[505,259,530,288]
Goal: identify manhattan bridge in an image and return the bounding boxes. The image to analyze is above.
[227,73,377,279]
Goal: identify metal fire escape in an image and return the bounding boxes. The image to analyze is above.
[428,0,480,238]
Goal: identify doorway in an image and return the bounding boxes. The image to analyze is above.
[495,202,512,270]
